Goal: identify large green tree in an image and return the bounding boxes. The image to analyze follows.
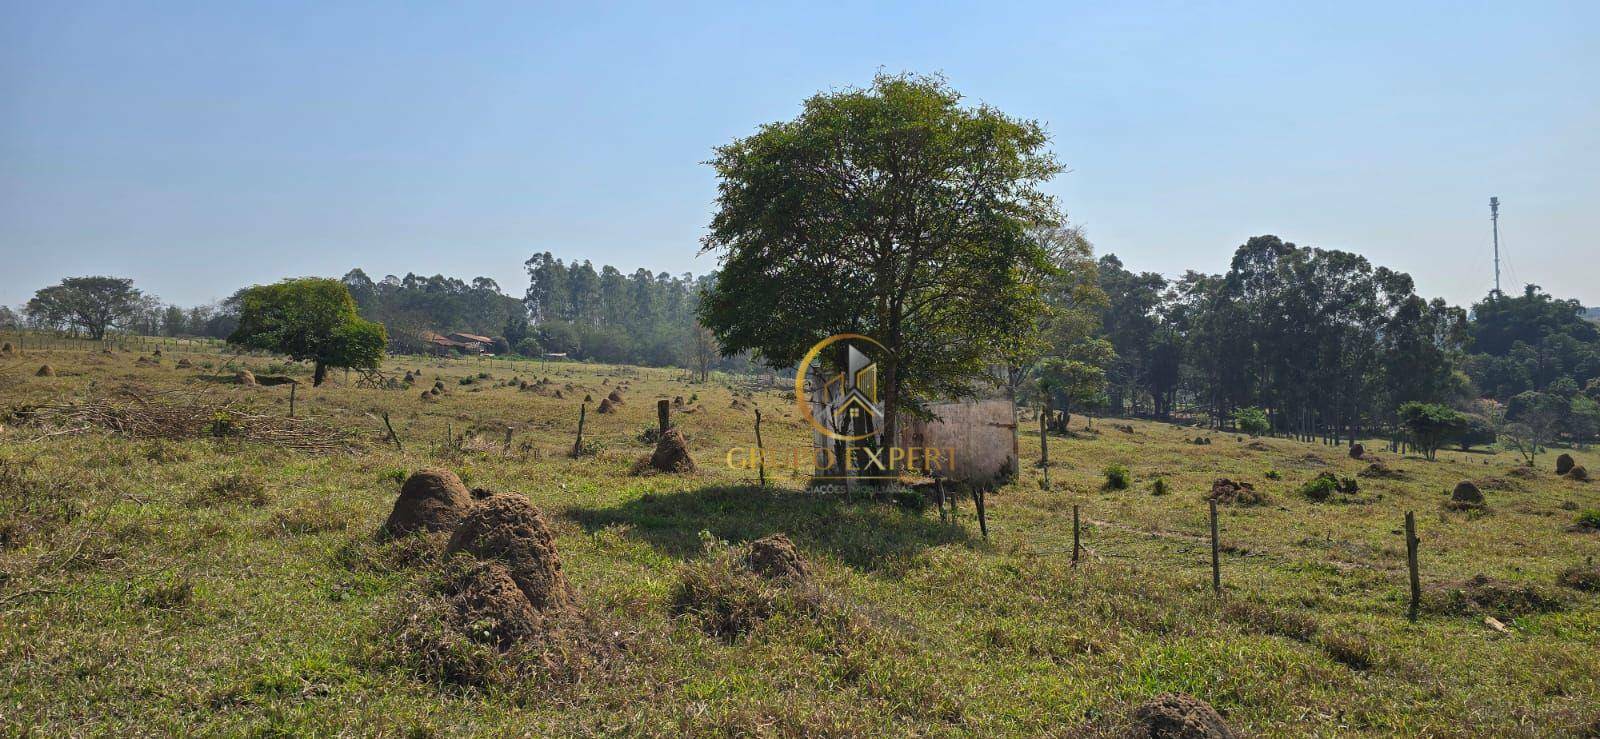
[228,278,387,386]
[699,73,1064,454]
[25,276,143,340]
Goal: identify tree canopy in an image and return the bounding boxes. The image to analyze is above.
[228,278,387,386]
[699,72,1064,449]
[25,276,143,340]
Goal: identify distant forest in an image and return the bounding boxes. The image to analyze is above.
[10,237,1598,442]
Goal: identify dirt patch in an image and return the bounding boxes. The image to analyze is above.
[746,534,810,582]
[1425,574,1567,618]
[1127,693,1238,738]
[35,365,55,377]
[1244,440,1271,451]
[646,428,695,473]
[1208,478,1265,506]
[1474,477,1518,492]
[384,468,475,538]
[1556,453,1576,476]
[446,493,574,612]
[1508,466,1540,479]
[234,369,258,386]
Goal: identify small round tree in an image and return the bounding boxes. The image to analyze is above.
[228,278,386,386]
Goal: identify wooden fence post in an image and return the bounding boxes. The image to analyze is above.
[571,403,587,457]
[973,485,988,539]
[381,412,403,451]
[935,476,947,523]
[1072,504,1081,563]
[657,399,670,435]
[1405,511,1421,622]
[1040,409,1050,490]
[503,426,513,455]
[1209,498,1221,595]
[288,383,297,418]
[753,408,766,487]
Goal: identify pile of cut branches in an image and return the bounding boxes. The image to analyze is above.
[13,385,357,453]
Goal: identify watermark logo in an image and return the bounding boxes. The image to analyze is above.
[795,333,885,442]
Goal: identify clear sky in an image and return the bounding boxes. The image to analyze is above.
[2,1,1596,310]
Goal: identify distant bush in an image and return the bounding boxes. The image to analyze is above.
[1233,407,1269,436]
[1151,477,1169,496]
[1264,469,1282,480]
[1104,464,1130,490]
[1577,510,1600,529]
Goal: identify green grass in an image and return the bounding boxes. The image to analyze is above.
[1,348,1598,735]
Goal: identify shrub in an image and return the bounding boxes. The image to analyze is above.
[1264,469,1281,480]
[1577,510,1600,529]
[1103,464,1130,490]
[1233,407,1270,436]
[1151,477,1169,496]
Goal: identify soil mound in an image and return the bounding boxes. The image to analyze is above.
[1426,574,1566,617]
[673,395,684,408]
[446,493,573,612]
[1557,562,1600,592]
[745,534,809,582]
[0,341,12,355]
[730,398,747,410]
[445,559,543,649]
[1450,481,1484,505]
[35,364,54,377]
[384,468,475,537]
[1508,466,1539,479]
[1244,440,1271,451]
[596,398,616,414]
[1208,478,1265,506]
[1128,693,1237,738]
[647,428,695,473]
[1348,443,1364,459]
[175,358,193,368]
[1358,461,1402,479]
[234,369,258,386]
[1556,453,1576,475]
[1566,465,1589,482]
[607,390,624,404]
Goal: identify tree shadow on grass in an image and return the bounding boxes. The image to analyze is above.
[564,484,974,575]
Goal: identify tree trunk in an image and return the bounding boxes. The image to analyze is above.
[313,361,327,387]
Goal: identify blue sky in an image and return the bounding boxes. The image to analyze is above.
[2,1,1596,309]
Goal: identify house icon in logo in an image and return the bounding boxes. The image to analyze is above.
[795,333,888,442]
[821,344,881,428]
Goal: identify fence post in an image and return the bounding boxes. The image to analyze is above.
[753,407,766,488]
[381,412,403,451]
[973,486,988,539]
[1405,511,1421,622]
[657,399,670,435]
[288,383,297,418]
[571,403,587,457]
[1039,408,1050,490]
[1209,499,1221,595]
[1072,504,1080,563]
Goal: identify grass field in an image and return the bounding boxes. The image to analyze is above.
[2,347,1597,737]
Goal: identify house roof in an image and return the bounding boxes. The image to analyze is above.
[447,332,493,344]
